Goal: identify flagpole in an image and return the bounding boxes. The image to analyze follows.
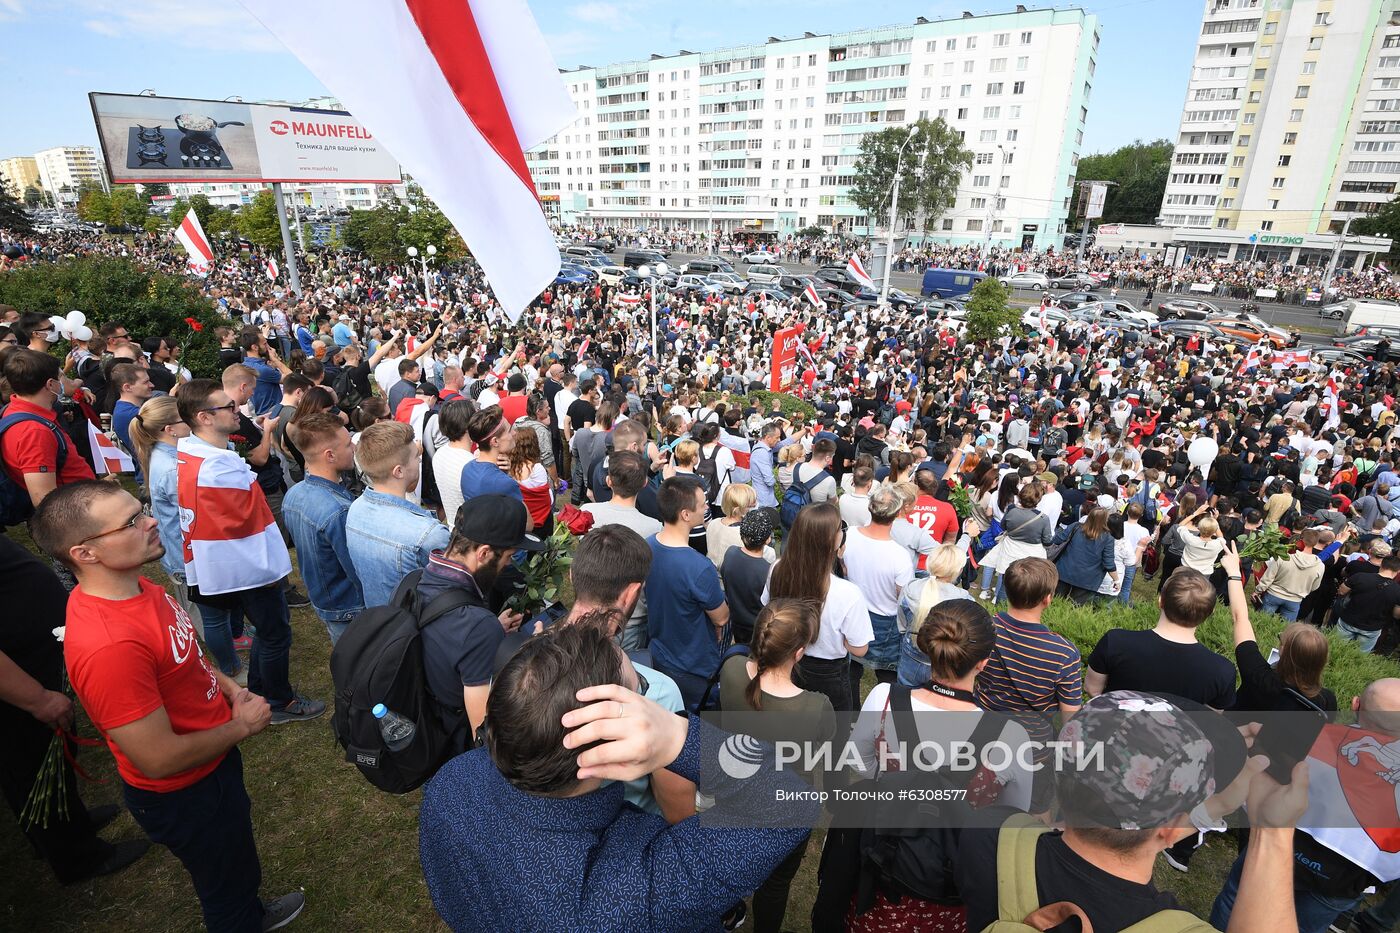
[271,183,304,299]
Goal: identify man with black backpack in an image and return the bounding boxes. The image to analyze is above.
[780,438,837,529]
[0,350,95,524]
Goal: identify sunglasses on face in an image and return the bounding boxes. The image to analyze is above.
[201,402,239,414]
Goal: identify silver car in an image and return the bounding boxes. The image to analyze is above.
[747,263,788,284]
[999,271,1051,290]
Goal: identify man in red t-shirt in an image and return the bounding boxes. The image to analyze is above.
[0,350,95,509]
[497,372,530,424]
[908,471,960,571]
[31,482,305,932]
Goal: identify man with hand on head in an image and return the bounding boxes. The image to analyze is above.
[31,481,306,931]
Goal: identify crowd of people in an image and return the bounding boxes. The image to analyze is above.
[2,217,1400,933]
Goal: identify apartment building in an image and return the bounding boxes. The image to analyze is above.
[529,6,1099,250]
[33,146,108,205]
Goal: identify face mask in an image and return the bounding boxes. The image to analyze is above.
[44,329,62,344]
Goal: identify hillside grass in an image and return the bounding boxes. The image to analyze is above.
[2,534,1396,931]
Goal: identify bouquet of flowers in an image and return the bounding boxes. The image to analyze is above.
[507,521,576,617]
[1238,525,1292,562]
[20,626,99,830]
[947,476,974,521]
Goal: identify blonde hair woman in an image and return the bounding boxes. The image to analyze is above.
[895,544,972,687]
[707,483,770,567]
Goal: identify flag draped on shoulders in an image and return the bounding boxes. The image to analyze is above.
[177,435,291,596]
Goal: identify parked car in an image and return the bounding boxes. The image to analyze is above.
[999,271,1051,290]
[742,250,777,264]
[621,248,668,269]
[1098,298,1158,326]
[705,272,747,294]
[1049,272,1097,290]
[1310,346,1373,367]
[562,245,602,262]
[1332,334,1400,361]
[1021,306,1071,328]
[884,287,919,309]
[1151,320,1228,342]
[746,263,788,284]
[596,266,628,286]
[777,274,818,295]
[1350,323,1400,341]
[1054,291,1102,310]
[1070,304,1150,330]
[583,238,616,253]
[918,297,967,318]
[682,257,735,276]
[554,265,592,286]
[673,274,726,298]
[1205,314,1295,348]
[1157,298,1222,320]
[742,285,790,304]
[921,267,986,298]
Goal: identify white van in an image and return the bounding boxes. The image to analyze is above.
[1330,299,1400,334]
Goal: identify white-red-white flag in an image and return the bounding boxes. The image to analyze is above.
[803,283,825,309]
[174,209,213,275]
[238,0,576,322]
[846,255,875,290]
[88,422,135,475]
[266,257,279,281]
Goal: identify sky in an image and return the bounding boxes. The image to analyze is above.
[0,0,1197,161]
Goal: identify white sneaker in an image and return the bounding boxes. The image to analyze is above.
[979,590,993,601]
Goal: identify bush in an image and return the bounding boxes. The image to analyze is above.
[701,389,817,423]
[0,256,226,378]
[1045,597,1399,707]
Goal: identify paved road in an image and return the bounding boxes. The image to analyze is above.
[625,249,1346,336]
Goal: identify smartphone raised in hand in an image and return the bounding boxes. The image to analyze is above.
[1254,688,1328,785]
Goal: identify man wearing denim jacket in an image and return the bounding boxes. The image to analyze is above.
[282,413,364,644]
[346,420,450,608]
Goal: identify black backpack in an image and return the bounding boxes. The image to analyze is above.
[696,444,723,504]
[418,409,444,509]
[329,569,483,794]
[333,366,366,414]
[0,411,69,526]
[856,688,1008,909]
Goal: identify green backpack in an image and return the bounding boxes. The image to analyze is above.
[980,814,1216,933]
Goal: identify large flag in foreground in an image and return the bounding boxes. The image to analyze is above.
[238,0,576,321]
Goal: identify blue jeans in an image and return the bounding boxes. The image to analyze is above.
[978,564,1008,603]
[1117,565,1138,605]
[1211,848,1362,933]
[1260,592,1301,622]
[123,748,264,933]
[1337,619,1382,654]
[323,615,351,646]
[1359,881,1400,931]
[195,584,294,707]
[897,632,931,689]
[854,613,900,673]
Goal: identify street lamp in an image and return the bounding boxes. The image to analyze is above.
[984,145,1012,258]
[407,244,438,305]
[1322,214,1358,298]
[880,126,922,308]
[637,261,669,363]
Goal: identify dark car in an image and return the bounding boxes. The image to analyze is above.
[1152,320,1228,342]
[622,248,668,269]
[815,265,866,292]
[777,274,817,294]
[1158,298,1222,320]
[684,257,735,276]
[1332,334,1400,361]
[583,238,615,253]
[1310,347,1373,367]
[1055,290,1102,310]
[742,285,790,304]
[554,265,592,286]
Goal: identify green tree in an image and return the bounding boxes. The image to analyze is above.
[106,186,148,228]
[143,214,168,234]
[235,189,283,249]
[76,184,109,224]
[849,118,973,231]
[0,177,33,234]
[204,207,236,238]
[0,257,224,376]
[22,186,43,209]
[343,204,407,264]
[140,182,170,201]
[1073,139,1174,226]
[962,277,1021,343]
[1351,197,1400,256]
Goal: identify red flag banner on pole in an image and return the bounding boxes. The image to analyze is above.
[770,326,800,392]
[174,209,213,275]
[238,0,577,322]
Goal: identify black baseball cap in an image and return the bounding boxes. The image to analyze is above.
[453,495,545,551]
[507,373,526,392]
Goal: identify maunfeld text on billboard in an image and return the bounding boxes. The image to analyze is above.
[89,91,402,186]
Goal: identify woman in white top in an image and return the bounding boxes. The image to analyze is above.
[1177,506,1226,576]
[707,483,773,567]
[432,398,477,527]
[765,502,874,712]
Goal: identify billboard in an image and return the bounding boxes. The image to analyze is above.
[89,92,401,185]
[1085,183,1108,220]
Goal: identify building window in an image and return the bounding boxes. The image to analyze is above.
[1008,129,1019,141]
[1302,61,1316,74]
[1013,81,1025,94]
[1217,218,1231,228]
[966,218,984,230]
[1289,109,1303,121]
[1283,131,1297,144]
[1260,220,1273,230]
[1295,85,1310,98]
[987,83,1003,95]
[1021,31,1032,44]
[1315,12,1330,26]
[1017,56,1029,71]
[1278,154,1291,166]
[1272,176,1284,187]
[994,33,1009,47]
[1248,90,1261,103]
[945,38,956,50]
[1239,134,1251,146]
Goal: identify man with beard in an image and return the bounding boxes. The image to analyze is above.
[416,495,533,753]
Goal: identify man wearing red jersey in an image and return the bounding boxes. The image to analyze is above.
[906,471,960,571]
[31,481,304,932]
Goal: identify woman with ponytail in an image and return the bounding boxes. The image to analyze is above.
[127,397,226,678]
[719,598,835,933]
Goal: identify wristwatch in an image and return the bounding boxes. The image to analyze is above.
[1227,574,1242,582]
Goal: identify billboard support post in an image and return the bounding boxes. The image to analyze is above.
[272,183,303,298]
[290,193,306,252]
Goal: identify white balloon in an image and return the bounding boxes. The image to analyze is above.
[72,325,93,342]
[65,310,86,328]
[47,315,68,333]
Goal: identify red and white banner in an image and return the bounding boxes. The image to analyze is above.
[1239,345,1262,374]
[1301,724,1400,880]
[174,209,213,275]
[803,283,824,309]
[770,326,801,392]
[87,422,135,475]
[1270,348,1311,368]
[846,255,875,290]
[266,257,279,281]
[239,0,576,322]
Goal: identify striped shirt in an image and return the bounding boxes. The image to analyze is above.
[976,611,1083,717]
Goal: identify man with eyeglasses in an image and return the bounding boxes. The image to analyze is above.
[0,350,96,514]
[175,378,324,725]
[29,481,307,931]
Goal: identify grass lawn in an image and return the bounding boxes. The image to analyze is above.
[3,536,1397,931]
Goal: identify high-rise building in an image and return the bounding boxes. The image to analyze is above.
[1163,1,1400,248]
[0,156,41,199]
[528,7,1100,250]
[33,146,108,205]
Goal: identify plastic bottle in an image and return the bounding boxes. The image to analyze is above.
[372,703,416,751]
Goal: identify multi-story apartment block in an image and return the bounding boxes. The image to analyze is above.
[1162,0,1400,263]
[529,6,1099,250]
